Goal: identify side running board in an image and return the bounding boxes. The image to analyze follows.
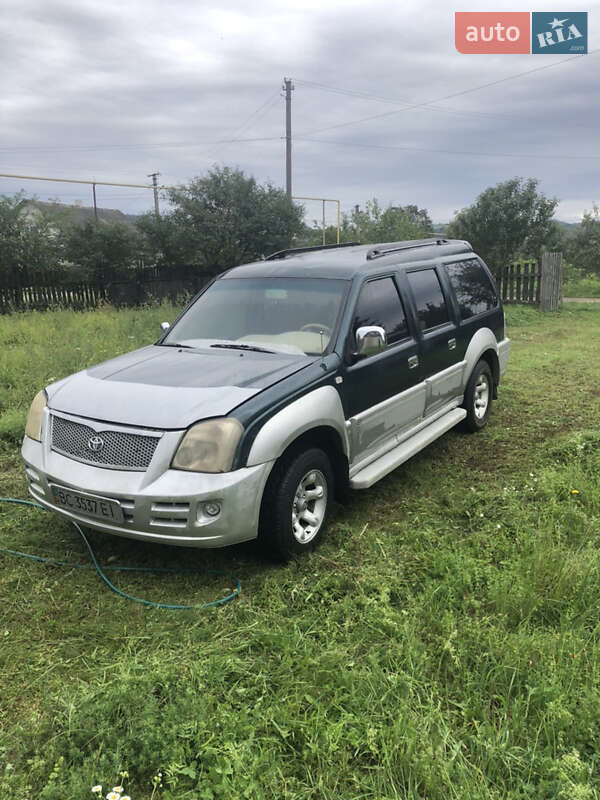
[349,408,467,490]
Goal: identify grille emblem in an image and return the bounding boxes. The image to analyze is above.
[87,435,105,453]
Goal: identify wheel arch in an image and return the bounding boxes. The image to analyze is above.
[246,384,350,503]
[272,425,349,502]
[463,328,500,397]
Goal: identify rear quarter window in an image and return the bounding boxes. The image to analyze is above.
[445,259,498,320]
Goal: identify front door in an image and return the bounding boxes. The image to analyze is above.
[340,275,426,467]
[401,266,463,415]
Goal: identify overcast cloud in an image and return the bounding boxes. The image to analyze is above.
[1,0,598,224]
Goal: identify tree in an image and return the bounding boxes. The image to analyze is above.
[446,178,558,275]
[0,192,63,282]
[350,200,433,243]
[61,220,143,282]
[296,199,433,248]
[564,205,600,276]
[139,166,304,272]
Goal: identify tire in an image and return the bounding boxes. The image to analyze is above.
[259,447,333,560]
[462,359,493,433]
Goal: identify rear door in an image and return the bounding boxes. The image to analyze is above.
[400,265,463,416]
[340,275,425,466]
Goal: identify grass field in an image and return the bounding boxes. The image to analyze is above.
[1,302,600,800]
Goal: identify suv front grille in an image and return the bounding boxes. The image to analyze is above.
[51,414,161,471]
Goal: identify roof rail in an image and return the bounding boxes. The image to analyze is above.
[366,238,449,261]
[265,242,361,261]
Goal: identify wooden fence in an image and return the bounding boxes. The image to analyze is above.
[498,260,541,305]
[539,252,563,312]
[1,255,565,314]
[0,268,211,313]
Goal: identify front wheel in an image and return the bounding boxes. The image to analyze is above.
[259,447,333,560]
[463,359,493,432]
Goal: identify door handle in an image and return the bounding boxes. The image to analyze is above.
[408,355,419,369]
[448,338,457,350]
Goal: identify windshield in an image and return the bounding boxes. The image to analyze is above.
[162,277,348,356]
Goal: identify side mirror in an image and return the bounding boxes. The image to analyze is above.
[160,322,170,333]
[355,325,386,358]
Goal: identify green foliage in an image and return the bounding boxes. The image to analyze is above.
[298,199,432,247]
[3,301,600,799]
[0,192,63,281]
[139,166,304,272]
[564,205,600,277]
[447,178,559,276]
[61,220,144,281]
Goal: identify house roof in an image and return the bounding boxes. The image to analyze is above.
[22,200,138,228]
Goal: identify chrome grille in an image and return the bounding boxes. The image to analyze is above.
[51,414,161,471]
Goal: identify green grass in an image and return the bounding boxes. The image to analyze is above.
[563,275,600,298]
[1,303,600,799]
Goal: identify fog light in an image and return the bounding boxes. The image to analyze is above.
[204,501,221,517]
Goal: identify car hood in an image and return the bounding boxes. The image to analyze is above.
[47,345,315,429]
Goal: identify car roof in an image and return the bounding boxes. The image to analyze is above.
[222,238,474,281]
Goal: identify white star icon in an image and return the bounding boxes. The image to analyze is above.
[549,17,568,29]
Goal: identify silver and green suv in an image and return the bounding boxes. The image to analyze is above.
[22,239,510,558]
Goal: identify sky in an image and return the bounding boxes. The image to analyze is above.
[1,0,598,226]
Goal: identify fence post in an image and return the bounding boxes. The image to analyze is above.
[540,252,563,312]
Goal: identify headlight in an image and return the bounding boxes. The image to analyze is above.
[172,418,243,473]
[25,390,47,442]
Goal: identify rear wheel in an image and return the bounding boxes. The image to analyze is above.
[463,359,493,432]
[259,447,333,560]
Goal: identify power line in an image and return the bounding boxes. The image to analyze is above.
[0,135,282,155]
[293,77,555,123]
[219,90,281,144]
[295,136,600,161]
[294,51,596,137]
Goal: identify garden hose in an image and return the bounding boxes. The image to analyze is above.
[0,497,241,610]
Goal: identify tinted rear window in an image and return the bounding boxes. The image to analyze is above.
[406,269,450,331]
[446,260,498,319]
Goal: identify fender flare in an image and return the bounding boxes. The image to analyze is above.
[246,385,349,466]
[463,327,500,386]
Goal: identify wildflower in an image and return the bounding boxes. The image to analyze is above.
[571,489,580,495]
[92,788,102,795]
[112,789,124,795]
[121,796,131,800]
[106,792,120,800]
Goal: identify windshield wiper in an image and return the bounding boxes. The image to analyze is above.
[210,342,276,354]
[159,342,194,348]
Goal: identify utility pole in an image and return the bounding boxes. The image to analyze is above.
[283,78,293,198]
[92,183,98,223]
[147,172,160,216]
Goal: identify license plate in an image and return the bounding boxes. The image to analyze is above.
[50,484,124,523]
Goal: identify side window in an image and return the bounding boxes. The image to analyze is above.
[353,277,409,346]
[406,269,450,331]
[446,259,498,319]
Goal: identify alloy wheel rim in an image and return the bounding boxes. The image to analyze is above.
[291,469,327,544]
[474,373,490,419]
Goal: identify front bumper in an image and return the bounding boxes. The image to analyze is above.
[22,429,274,548]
